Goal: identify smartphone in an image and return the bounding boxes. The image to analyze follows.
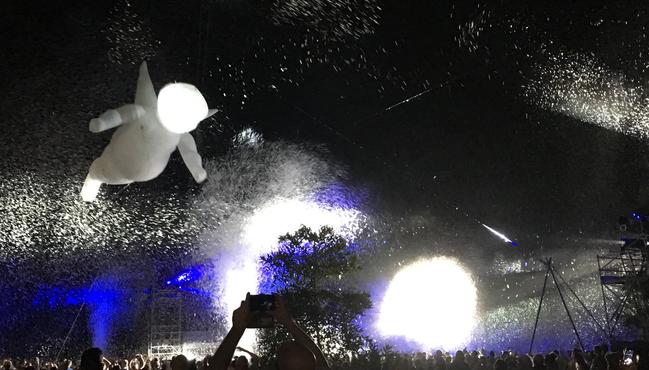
[250,294,275,312]
[248,294,275,328]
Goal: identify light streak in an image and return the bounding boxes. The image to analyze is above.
[482,223,518,246]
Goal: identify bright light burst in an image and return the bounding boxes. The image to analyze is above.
[222,196,362,348]
[224,196,362,308]
[378,257,477,350]
[243,197,362,255]
[193,140,365,349]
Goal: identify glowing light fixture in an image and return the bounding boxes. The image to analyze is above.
[378,257,477,350]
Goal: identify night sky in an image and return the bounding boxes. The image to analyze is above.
[1,0,648,355]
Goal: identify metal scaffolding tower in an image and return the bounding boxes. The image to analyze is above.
[148,289,183,360]
[598,236,649,339]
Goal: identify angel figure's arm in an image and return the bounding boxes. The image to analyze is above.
[89,104,146,133]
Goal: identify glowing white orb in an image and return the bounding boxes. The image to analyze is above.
[378,257,477,350]
[157,83,208,133]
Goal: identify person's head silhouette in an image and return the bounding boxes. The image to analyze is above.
[80,348,102,370]
[277,341,316,370]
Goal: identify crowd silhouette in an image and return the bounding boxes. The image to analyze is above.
[2,295,644,370]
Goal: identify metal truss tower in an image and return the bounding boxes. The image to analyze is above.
[597,236,649,340]
[148,289,183,360]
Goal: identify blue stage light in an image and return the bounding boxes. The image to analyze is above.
[165,265,204,286]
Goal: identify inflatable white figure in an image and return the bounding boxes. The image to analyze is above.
[81,61,216,202]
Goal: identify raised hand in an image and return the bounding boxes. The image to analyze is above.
[232,293,251,330]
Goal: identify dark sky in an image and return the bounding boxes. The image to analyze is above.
[2,0,647,243]
[1,0,648,354]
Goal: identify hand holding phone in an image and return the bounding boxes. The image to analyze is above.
[232,294,252,329]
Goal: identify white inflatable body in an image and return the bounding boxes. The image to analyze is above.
[81,62,216,202]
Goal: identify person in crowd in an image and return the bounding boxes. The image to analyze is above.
[2,345,639,370]
[226,356,248,370]
[394,355,412,370]
[465,352,477,370]
[451,351,470,370]
[102,358,112,370]
[170,356,188,370]
[605,352,622,370]
[504,351,517,370]
[545,352,559,370]
[591,346,607,370]
[516,354,533,370]
[572,349,590,370]
[79,349,103,370]
[495,359,507,370]
[488,352,496,370]
[62,360,73,370]
[413,352,427,370]
[210,293,329,370]
[434,350,448,370]
[234,348,259,370]
[623,353,638,370]
[552,351,567,370]
[131,355,147,370]
[476,355,489,370]
[532,354,545,370]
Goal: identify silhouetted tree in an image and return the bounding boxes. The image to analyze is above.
[256,225,372,364]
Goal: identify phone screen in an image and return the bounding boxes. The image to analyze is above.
[248,294,276,328]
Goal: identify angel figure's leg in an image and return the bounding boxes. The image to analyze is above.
[80,160,104,202]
